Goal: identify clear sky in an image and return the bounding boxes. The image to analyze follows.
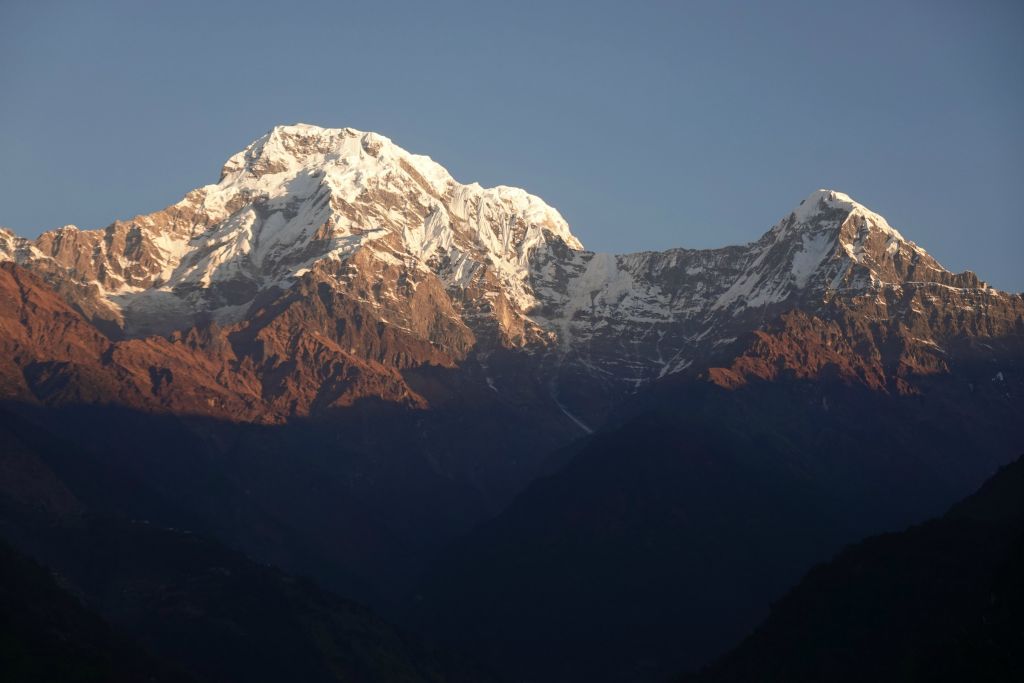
[1,0,1021,290]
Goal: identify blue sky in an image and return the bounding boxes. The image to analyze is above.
[1,0,1021,289]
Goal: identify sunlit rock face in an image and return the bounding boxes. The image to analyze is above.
[2,126,1022,425]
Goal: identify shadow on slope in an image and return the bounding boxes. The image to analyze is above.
[683,455,1024,682]
[408,378,1024,682]
[0,407,498,683]
[0,537,193,683]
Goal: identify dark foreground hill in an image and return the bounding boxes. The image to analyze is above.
[0,408,495,683]
[408,379,1023,682]
[0,537,193,683]
[683,454,1024,682]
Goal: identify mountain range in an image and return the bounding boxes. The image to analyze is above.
[4,124,1020,424]
[1,123,1021,681]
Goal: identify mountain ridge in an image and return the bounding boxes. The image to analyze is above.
[2,123,1020,427]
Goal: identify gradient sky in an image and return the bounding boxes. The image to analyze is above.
[1,0,1021,290]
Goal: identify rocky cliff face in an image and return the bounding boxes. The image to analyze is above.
[1,125,1021,425]
[0,262,425,420]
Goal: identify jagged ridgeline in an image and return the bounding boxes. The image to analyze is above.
[1,124,1020,427]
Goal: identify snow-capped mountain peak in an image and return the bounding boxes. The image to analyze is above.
[524,186,1015,406]
[197,123,583,273]
[732,188,946,304]
[218,124,451,191]
[790,189,893,230]
[3,124,585,339]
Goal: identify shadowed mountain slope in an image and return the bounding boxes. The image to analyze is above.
[0,537,193,683]
[0,407,496,683]
[408,379,1024,682]
[683,455,1024,682]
